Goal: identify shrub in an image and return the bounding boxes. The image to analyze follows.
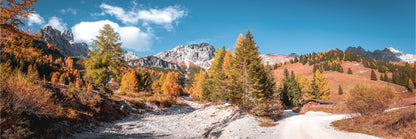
[1,72,61,138]
[345,84,398,116]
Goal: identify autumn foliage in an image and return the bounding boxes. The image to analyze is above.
[345,84,398,116]
[120,70,138,93]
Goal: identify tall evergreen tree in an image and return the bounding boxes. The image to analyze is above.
[370,70,377,81]
[384,73,389,82]
[152,73,166,93]
[204,47,226,102]
[338,85,343,95]
[347,68,352,74]
[120,70,138,93]
[229,30,278,115]
[296,75,312,100]
[408,78,414,90]
[85,24,125,93]
[280,68,291,107]
[189,69,205,99]
[311,70,331,100]
[137,69,152,91]
[162,72,183,97]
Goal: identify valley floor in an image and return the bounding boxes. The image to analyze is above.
[72,98,380,139]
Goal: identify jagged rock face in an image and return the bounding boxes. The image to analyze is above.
[260,54,295,65]
[123,51,140,62]
[346,46,415,63]
[129,56,180,70]
[38,26,89,57]
[155,43,215,69]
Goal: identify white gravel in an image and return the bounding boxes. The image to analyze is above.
[72,99,380,139]
[219,110,380,139]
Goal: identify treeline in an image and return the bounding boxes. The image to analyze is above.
[275,49,415,90]
[189,31,283,119]
[279,68,331,107]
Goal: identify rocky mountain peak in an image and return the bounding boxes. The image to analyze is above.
[128,56,180,70]
[155,43,216,69]
[38,26,89,57]
[346,46,415,63]
[384,47,403,55]
[62,30,74,41]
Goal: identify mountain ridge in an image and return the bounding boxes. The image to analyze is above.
[346,46,416,63]
[155,43,216,69]
[37,26,89,57]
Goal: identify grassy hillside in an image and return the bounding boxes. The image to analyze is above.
[273,61,413,102]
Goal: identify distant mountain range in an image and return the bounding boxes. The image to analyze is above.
[346,46,416,63]
[38,26,89,57]
[38,26,415,69]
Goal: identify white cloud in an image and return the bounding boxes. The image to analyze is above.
[99,3,187,31]
[60,8,77,15]
[28,13,44,26]
[71,20,152,51]
[44,16,67,32]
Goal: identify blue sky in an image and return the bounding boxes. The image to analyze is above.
[24,0,415,56]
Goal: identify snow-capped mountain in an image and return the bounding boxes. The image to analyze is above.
[346,46,416,63]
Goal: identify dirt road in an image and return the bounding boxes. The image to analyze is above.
[72,101,380,139]
[220,110,379,139]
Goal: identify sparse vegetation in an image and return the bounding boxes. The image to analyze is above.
[332,106,416,138]
[345,84,398,116]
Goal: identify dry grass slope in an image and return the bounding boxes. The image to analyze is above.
[273,62,413,102]
[332,106,416,138]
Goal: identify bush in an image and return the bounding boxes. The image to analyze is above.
[1,72,62,138]
[345,84,398,116]
[146,94,175,108]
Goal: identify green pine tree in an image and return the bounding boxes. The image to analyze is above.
[204,47,226,102]
[229,30,279,115]
[338,85,343,95]
[347,68,352,74]
[371,70,377,81]
[85,24,125,93]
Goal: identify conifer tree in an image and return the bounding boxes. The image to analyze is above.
[347,68,352,74]
[152,73,166,93]
[338,85,343,95]
[59,73,67,84]
[162,72,183,97]
[280,68,291,107]
[371,70,377,81]
[85,24,125,93]
[229,30,279,115]
[190,69,205,99]
[379,74,384,81]
[222,48,232,82]
[51,72,59,83]
[311,70,330,100]
[204,47,226,101]
[408,78,414,90]
[384,73,389,82]
[296,75,313,100]
[137,69,152,91]
[120,70,138,93]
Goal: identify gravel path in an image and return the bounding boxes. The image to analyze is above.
[72,100,381,139]
[219,110,380,139]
